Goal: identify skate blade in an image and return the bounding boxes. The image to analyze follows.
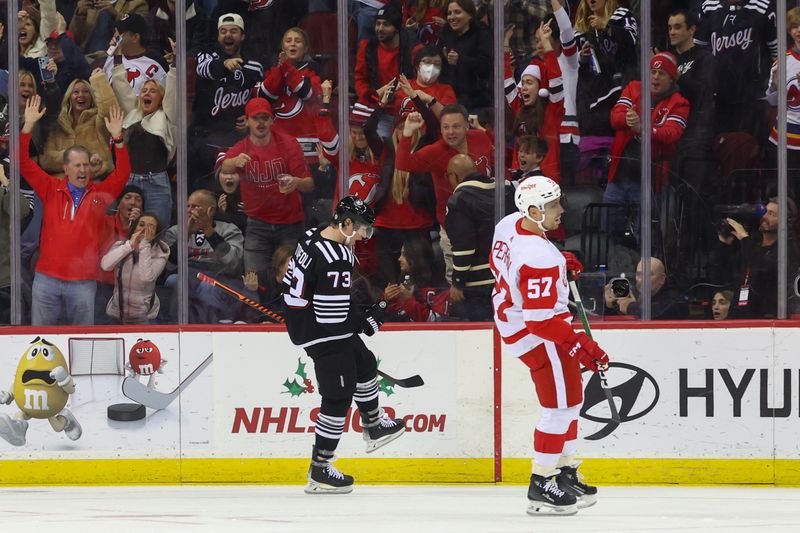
[364,428,405,453]
[526,501,578,516]
[304,481,353,494]
[577,494,597,509]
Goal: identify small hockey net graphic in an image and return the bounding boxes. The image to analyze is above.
[68,337,125,376]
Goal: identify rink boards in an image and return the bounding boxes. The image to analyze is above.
[0,323,798,485]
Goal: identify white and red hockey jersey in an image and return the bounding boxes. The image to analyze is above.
[766,48,800,150]
[490,212,572,358]
[103,54,167,96]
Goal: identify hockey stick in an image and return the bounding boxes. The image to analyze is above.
[197,274,423,387]
[196,272,285,324]
[568,273,621,436]
[377,369,424,388]
[122,354,212,410]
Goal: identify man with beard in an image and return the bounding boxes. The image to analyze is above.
[354,2,417,134]
[716,198,799,318]
[221,97,313,292]
[189,13,264,189]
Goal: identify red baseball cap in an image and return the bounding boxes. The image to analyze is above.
[245,97,273,118]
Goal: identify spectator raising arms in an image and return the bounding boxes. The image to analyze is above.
[102,14,169,97]
[39,68,120,179]
[503,20,564,182]
[110,37,176,228]
[101,212,170,324]
[19,1,61,58]
[396,104,493,282]
[20,96,130,325]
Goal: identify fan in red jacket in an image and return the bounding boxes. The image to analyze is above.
[256,27,323,165]
[606,52,690,196]
[20,97,131,326]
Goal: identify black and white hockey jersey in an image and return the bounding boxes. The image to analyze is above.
[575,7,639,136]
[694,0,777,104]
[191,46,264,132]
[283,227,358,348]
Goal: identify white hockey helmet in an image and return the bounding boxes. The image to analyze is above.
[514,175,561,215]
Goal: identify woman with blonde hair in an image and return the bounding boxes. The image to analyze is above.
[39,68,119,178]
[110,40,176,227]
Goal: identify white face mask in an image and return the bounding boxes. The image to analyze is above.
[418,63,441,84]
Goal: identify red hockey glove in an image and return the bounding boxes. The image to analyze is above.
[565,331,609,373]
[562,251,583,279]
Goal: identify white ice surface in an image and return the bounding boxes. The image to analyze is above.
[0,485,799,532]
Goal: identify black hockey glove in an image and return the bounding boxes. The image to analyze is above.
[361,301,387,336]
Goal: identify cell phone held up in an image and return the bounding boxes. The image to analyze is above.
[37,56,55,84]
[385,78,399,104]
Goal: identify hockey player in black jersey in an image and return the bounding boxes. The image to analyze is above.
[284,196,406,494]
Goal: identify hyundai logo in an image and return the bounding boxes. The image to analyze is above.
[580,362,660,440]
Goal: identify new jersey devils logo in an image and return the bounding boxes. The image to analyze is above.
[248,0,275,10]
[788,79,800,111]
[348,173,381,207]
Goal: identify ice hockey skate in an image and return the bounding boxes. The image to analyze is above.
[305,447,354,494]
[526,473,579,516]
[557,463,598,508]
[363,409,405,453]
[0,414,28,446]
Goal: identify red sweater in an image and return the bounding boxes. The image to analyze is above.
[225,131,310,224]
[608,81,690,186]
[20,132,131,281]
[395,129,494,226]
[259,60,322,163]
[355,40,400,106]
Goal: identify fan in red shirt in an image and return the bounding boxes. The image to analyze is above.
[221,97,313,290]
[354,2,416,121]
[395,103,493,282]
[395,45,457,119]
[256,27,323,165]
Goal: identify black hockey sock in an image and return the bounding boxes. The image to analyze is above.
[353,377,380,427]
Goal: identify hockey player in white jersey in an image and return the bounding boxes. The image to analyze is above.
[490,176,610,516]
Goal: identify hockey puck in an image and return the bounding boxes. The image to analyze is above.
[107,403,146,421]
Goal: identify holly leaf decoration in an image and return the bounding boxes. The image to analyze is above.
[295,358,307,381]
[378,378,395,396]
[282,378,306,397]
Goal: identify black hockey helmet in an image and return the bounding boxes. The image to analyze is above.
[333,195,376,226]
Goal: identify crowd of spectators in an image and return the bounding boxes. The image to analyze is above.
[3,0,800,325]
